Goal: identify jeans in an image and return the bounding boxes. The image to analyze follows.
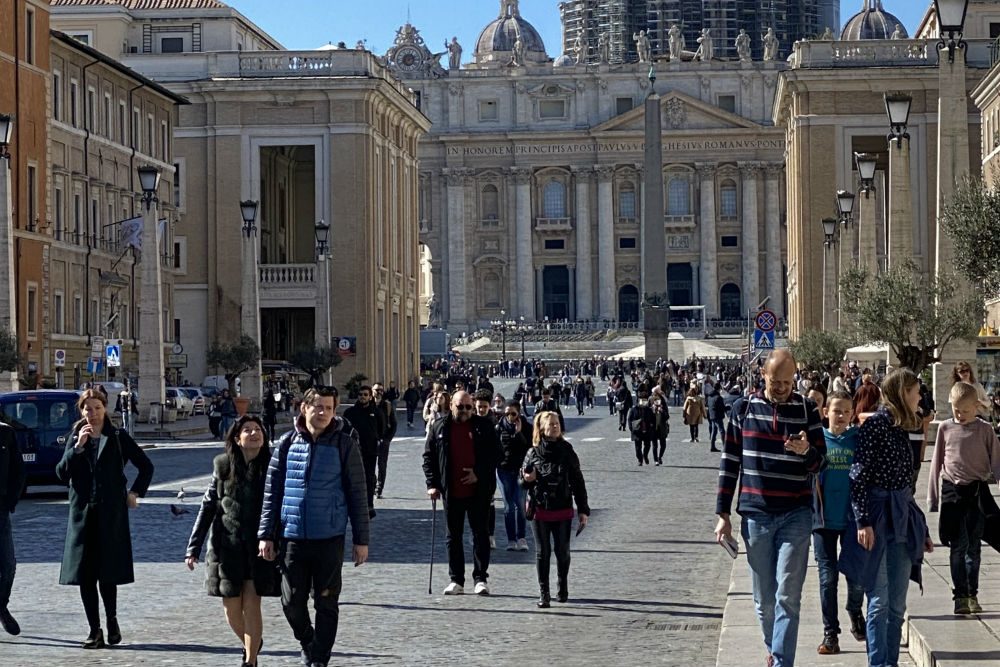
[948,503,984,598]
[405,404,417,425]
[220,415,235,440]
[375,439,391,495]
[361,449,377,511]
[281,537,345,665]
[496,470,526,542]
[741,506,812,667]
[813,528,864,635]
[0,511,15,608]
[445,495,491,586]
[532,519,571,590]
[865,541,912,667]
[633,439,651,464]
[709,418,725,447]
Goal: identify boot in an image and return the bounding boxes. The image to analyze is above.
[83,628,106,649]
[848,611,866,641]
[557,578,568,603]
[106,617,121,645]
[537,584,550,608]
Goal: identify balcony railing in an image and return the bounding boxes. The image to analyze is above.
[534,217,573,232]
[617,217,638,225]
[665,214,696,227]
[260,264,316,286]
[789,38,997,70]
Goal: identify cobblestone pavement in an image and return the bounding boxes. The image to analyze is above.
[1,380,732,666]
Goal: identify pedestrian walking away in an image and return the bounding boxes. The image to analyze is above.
[219,389,238,442]
[650,392,670,465]
[55,389,155,649]
[627,394,656,466]
[403,381,422,430]
[521,411,590,608]
[839,369,933,667]
[422,391,502,596]
[257,385,370,667]
[185,415,280,667]
[343,386,386,518]
[0,419,25,636]
[371,382,398,500]
[496,400,531,552]
[714,350,826,667]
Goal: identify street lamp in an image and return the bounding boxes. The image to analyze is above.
[934,0,970,60]
[821,217,839,330]
[836,190,856,227]
[821,217,838,247]
[855,152,878,198]
[0,114,12,160]
[314,219,330,256]
[491,309,516,361]
[0,113,15,391]
[884,92,913,145]
[137,165,161,211]
[314,220,331,366]
[240,200,259,238]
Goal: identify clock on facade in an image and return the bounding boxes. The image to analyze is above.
[396,46,423,72]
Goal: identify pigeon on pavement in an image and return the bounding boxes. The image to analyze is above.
[169,504,191,517]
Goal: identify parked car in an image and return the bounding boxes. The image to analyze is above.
[180,387,206,415]
[165,387,193,418]
[0,390,81,490]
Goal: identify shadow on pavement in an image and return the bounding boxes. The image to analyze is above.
[344,601,600,618]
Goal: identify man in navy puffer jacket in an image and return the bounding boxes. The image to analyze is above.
[258,386,369,667]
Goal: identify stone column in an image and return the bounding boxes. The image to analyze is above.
[568,265,576,321]
[887,137,913,268]
[596,165,616,320]
[823,241,837,330]
[739,162,761,312]
[0,155,17,391]
[696,163,719,318]
[240,224,262,403]
[764,165,784,318]
[445,169,470,326]
[535,265,544,320]
[857,188,878,272]
[512,167,535,321]
[139,198,165,409]
[573,167,594,321]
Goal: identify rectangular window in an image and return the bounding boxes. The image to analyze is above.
[539,99,566,119]
[173,319,181,341]
[104,94,112,137]
[161,37,184,53]
[89,298,99,334]
[478,100,499,122]
[615,97,634,115]
[26,166,37,230]
[70,81,79,127]
[173,162,183,207]
[68,32,91,46]
[119,101,126,143]
[91,199,99,247]
[717,95,737,114]
[721,235,739,248]
[74,294,83,335]
[26,286,37,336]
[543,239,565,250]
[53,292,64,335]
[619,237,637,249]
[53,72,62,122]
[720,185,738,217]
[87,88,96,130]
[25,8,35,65]
[147,115,155,156]
[132,108,140,151]
[991,22,1000,39]
[55,188,64,240]
[73,194,82,244]
[161,121,169,161]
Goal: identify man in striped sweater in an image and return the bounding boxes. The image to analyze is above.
[714,350,826,667]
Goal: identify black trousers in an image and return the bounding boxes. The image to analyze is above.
[405,405,417,425]
[79,504,118,631]
[281,537,345,664]
[689,424,699,440]
[361,450,377,510]
[375,439,391,494]
[653,437,666,463]
[532,519,572,589]
[633,439,651,463]
[445,495,491,586]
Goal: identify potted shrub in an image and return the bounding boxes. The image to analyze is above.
[288,345,343,389]
[345,373,368,400]
[206,334,261,415]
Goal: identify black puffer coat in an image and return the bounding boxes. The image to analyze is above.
[186,451,279,598]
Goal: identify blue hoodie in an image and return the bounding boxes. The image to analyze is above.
[816,426,859,531]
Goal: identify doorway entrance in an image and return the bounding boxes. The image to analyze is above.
[542,266,570,320]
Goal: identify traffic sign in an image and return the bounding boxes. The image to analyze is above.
[754,329,775,350]
[755,309,777,333]
[54,349,66,367]
[106,345,121,367]
[91,336,105,358]
[87,357,104,374]
[166,353,188,368]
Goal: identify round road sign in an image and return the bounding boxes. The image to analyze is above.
[755,309,777,332]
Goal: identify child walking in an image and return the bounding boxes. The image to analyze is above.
[928,381,1000,615]
[813,391,866,655]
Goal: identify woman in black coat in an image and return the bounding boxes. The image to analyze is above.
[186,415,278,667]
[56,389,154,649]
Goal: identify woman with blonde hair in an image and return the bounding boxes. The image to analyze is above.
[842,369,933,667]
[56,389,154,649]
[520,411,589,608]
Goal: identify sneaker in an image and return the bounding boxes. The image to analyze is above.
[970,596,983,614]
[848,611,866,641]
[516,538,529,551]
[817,632,840,655]
[955,597,973,615]
[655,460,662,466]
[765,654,774,667]
[443,582,464,595]
[489,536,497,550]
[0,607,20,636]
[506,541,518,551]
[474,581,490,595]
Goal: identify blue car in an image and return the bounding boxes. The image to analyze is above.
[0,390,81,489]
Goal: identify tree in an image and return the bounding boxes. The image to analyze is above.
[0,327,18,373]
[839,260,980,373]
[345,373,368,399]
[789,329,853,374]
[287,345,342,389]
[206,334,261,394]
[940,174,1000,294]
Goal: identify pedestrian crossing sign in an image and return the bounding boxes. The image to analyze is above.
[106,345,121,367]
[753,329,775,350]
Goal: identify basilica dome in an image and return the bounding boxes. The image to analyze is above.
[474,0,548,66]
[841,0,908,41]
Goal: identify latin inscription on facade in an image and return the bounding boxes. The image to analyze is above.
[446,138,785,157]
[667,234,692,250]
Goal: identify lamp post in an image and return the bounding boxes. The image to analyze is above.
[137,165,165,412]
[821,217,838,330]
[314,220,331,382]
[854,152,879,272]
[490,309,516,362]
[835,190,856,330]
[0,114,17,391]
[239,199,262,405]
[884,92,914,268]
[932,0,972,417]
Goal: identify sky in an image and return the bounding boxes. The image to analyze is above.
[224,0,931,55]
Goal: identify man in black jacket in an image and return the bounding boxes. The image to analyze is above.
[343,386,385,518]
[0,422,25,635]
[371,382,398,500]
[534,388,565,432]
[423,391,502,596]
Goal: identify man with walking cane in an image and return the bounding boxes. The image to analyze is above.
[423,391,502,596]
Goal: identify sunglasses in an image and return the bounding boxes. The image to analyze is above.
[504,411,519,417]
[456,404,474,411]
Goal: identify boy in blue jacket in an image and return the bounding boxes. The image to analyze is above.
[813,390,866,655]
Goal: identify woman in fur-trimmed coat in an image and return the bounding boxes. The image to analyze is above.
[185,415,278,667]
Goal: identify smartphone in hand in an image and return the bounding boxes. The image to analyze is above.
[721,535,739,559]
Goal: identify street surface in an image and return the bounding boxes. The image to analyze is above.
[1,379,733,666]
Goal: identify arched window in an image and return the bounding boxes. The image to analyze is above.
[618,182,637,220]
[667,176,690,215]
[543,180,567,218]
[719,180,738,218]
[720,283,742,320]
[481,184,499,221]
[483,272,502,308]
